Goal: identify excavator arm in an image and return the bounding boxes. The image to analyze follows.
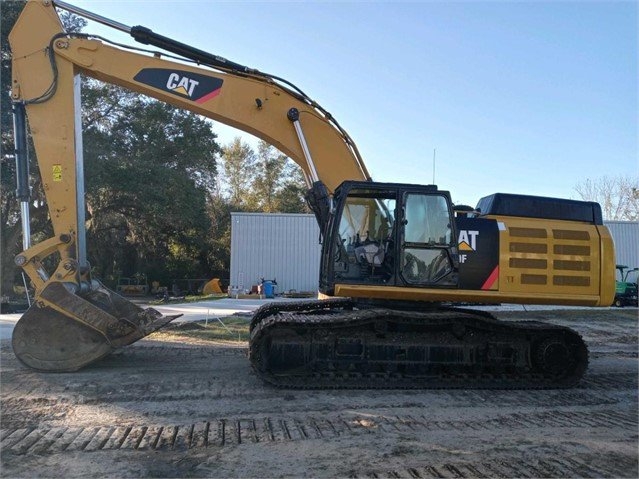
[9,0,369,371]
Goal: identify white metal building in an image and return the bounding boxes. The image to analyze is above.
[229,214,638,294]
[229,213,321,294]
[605,221,639,282]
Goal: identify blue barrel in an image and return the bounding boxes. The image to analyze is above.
[262,280,275,298]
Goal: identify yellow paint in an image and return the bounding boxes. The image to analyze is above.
[334,284,604,306]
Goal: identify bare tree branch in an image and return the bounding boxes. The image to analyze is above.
[575,175,639,221]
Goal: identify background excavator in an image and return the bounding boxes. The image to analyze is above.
[9,0,616,387]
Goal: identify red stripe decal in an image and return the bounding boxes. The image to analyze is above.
[481,266,499,290]
[195,88,222,104]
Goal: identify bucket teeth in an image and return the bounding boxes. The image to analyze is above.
[137,308,181,335]
[114,309,182,346]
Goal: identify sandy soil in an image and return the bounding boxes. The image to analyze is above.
[1,308,637,478]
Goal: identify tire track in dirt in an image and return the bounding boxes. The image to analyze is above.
[353,453,639,478]
[1,408,636,456]
[1,371,635,430]
[2,370,635,405]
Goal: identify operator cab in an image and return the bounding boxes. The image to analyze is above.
[319,181,459,293]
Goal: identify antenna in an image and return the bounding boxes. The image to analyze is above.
[432,148,436,184]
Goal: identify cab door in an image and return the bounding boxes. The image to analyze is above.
[400,192,458,287]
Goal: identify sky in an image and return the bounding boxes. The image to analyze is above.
[66,0,637,207]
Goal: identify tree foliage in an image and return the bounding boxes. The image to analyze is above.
[1,1,25,145]
[205,195,234,278]
[82,81,219,286]
[1,0,25,297]
[220,137,256,208]
[219,137,309,213]
[575,175,639,221]
[251,141,307,213]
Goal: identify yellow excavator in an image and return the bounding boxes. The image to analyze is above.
[9,0,615,387]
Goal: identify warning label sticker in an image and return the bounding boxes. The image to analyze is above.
[53,165,62,182]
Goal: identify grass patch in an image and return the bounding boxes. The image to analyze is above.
[160,317,249,342]
[149,293,228,305]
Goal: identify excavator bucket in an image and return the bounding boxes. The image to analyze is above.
[12,281,180,372]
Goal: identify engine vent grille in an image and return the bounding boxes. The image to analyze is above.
[505,224,595,292]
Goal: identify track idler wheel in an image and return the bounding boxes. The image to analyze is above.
[533,333,588,383]
[535,339,571,375]
[12,281,180,372]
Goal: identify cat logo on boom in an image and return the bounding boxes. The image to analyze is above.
[166,73,199,98]
[134,68,224,104]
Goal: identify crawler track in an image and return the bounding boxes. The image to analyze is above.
[249,300,589,389]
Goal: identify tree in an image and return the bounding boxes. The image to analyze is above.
[250,140,309,213]
[82,81,220,286]
[275,166,310,213]
[574,175,639,221]
[205,195,234,278]
[219,138,309,213]
[219,137,256,208]
[251,141,289,212]
[1,1,26,298]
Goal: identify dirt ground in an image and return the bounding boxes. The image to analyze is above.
[1,308,637,478]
